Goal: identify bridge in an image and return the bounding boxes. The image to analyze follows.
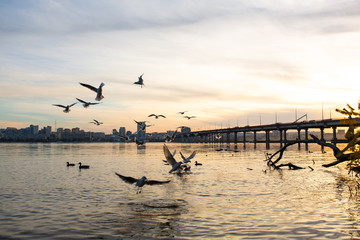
[175,118,360,150]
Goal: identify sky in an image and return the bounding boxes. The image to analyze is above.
[1,0,360,133]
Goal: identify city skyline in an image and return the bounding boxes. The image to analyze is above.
[1,1,360,132]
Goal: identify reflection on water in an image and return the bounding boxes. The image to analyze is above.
[1,142,360,239]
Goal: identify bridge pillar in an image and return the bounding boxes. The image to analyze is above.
[226,132,230,146]
[243,132,246,149]
[265,130,270,149]
[320,128,325,152]
[280,130,283,147]
[297,128,301,150]
[332,126,337,145]
[234,132,238,144]
[284,130,287,144]
[305,128,309,151]
[253,131,257,149]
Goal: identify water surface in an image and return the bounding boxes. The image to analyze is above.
[1,142,360,239]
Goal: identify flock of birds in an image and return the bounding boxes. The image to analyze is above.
[59,74,203,193]
[66,144,202,194]
[52,74,197,142]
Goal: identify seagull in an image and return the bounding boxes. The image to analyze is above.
[76,98,100,108]
[180,150,197,163]
[165,129,178,143]
[135,139,145,146]
[134,74,145,88]
[195,161,202,166]
[134,120,149,132]
[90,119,103,125]
[53,103,77,113]
[163,144,185,173]
[66,162,75,167]
[79,82,105,101]
[184,116,196,120]
[148,114,166,119]
[177,111,187,115]
[78,162,90,169]
[115,172,170,194]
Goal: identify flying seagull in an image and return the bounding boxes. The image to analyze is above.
[115,172,170,194]
[79,82,105,101]
[163,144,186,173]
[165,129,178,143]
[178,111,187,115]
[90,119,103,125]
[134,120,149,132]
[76,98,100,108]
[148,114,166,119]
[180,150,197,163]
[134,74,145,88]
[184,116,196,120]
[53,103,77,113]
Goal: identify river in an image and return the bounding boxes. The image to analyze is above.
[1,142,360,239]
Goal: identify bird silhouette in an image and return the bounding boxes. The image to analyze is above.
[180,150,197,163]
[76,98,100,108]
[78,162,90,169]
[148,114,166,119]
[79,82,105,101]
[134,74,145,88]
[115,173,170,194]
[184,116,196,120]
[53,103,77,113]
[90,119,103,125]
[163,144,188,173]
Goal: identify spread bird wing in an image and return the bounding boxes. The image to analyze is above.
[53,104,66,108]
[187,151,197,160]
[89,102,100,105]
[69,102,77,107]
[148,114,156,117]
[158,115,166,118]
[115,173,138,184]
[145,179,171,185]
[79,83,98,92]
[76,98,86,103]
[163,144,177,166]
[180,152,187,161]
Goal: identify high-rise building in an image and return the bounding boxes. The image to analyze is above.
[30,125,39,135]
[45,126,52,137]
[119,127,126,137]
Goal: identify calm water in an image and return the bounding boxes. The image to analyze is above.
[1,142,360,239]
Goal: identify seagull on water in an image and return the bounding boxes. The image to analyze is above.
[134,74,145,88]
[79,82,105,101]
[76,98,100,108]
[195,161,202,166]
[184,116,196,120]
[53,103,77,113]
[115,173,170,194]
[90,119,103,126]
[66,162,75,167]
[148,114,166,119]
[180,150,197,163]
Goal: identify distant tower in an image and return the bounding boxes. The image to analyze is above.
[119,127,126,138]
